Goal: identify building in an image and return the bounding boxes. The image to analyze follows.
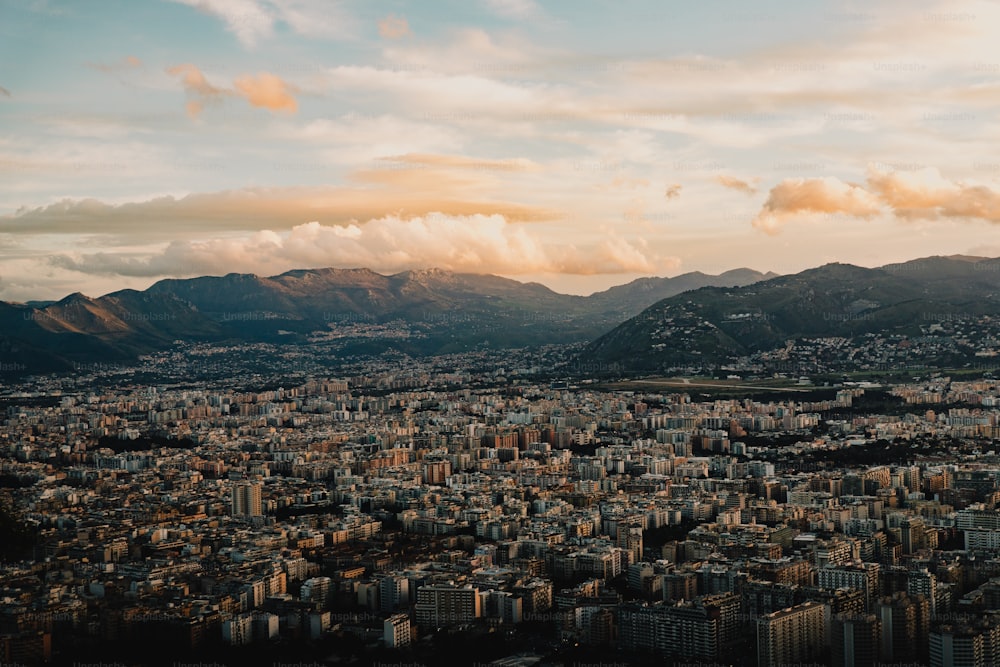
[831,614,881,667]
[907,569,938,616]
[620,602,717,659]
[757,601,826,667]
[878,592,930,664]
[618,593,740,660]
[930,619,1000,667]
[964,528,1000,552]
[231,481,262,517]
[415,584,482,627]
[817,563,879,612]
[221,613,253,646]
[252,612,279,640]
[300,576,331,606]
[384,613,412,648]
[482,590,523,625]
[663,571,699,602]
[421,459,451,485]
[617,525,644,566]
[379,574,410,612]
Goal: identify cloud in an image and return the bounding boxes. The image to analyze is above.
[166,63,231,118]
[49,215,659,278]
[171,0,275,47]
[483,0,541,20]
[752,166,1000,234]
[378,14,410,39]
[865,166,1000,223]
[167,64,298,117]
[379,153,539,172]
[0,86,9,97]
[716,175,758,195]
[664,184,682,200]
[752,177,881,234]
[170,0,355,47]
[233,72,298,112]
[1,186,557,238]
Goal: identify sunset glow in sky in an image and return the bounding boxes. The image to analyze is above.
[3,0,1000,300]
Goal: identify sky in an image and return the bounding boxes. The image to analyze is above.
[2,0,1000,301]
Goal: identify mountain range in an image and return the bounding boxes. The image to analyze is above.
[584,255,1000,373]
[0,267,775,375]
[5,255,998,379]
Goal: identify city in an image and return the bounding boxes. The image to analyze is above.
[2,341,1000,665]
[4,0,1000,665]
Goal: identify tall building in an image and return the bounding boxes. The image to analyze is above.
[379,574,410,612]
[899,515,927,554]
[231,481,262,517]
[878,592,930,663]
[421,459,451,485]
[756,601,826,667]
[931,627,991,667]
[831,614,881,667]
[908,568,938,616]
[617,525,644,566]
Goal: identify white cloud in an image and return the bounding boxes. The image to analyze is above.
[172,0,274,47]
[170,0,354,47]
[49,214,660,278]
[483,0,542,20]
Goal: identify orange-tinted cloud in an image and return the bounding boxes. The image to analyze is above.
[378,14,410,39]
[166,63,231,118]
[168,65,298,117]
[233,72,298,112]
[378,153,539,172]
[1,186,558,237]
[752,167,1000,234]
[752,177,880,234]
[866,167,1000,223]
[716,174,757,195]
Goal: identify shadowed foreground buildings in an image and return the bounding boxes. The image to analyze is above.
[879,591,931,662]
[930,613,1000,667]
[618,592,740,659]
[831,614,880,667]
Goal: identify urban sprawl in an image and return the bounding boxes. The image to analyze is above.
[2,346,1000,666]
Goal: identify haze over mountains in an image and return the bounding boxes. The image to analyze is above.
[0,267,774,374]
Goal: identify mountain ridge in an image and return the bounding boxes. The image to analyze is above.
[0,265,774,375]
[583,255,1000,374]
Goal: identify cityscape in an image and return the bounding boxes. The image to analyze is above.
[5,0,1000,665]
[2,322,1000,666]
